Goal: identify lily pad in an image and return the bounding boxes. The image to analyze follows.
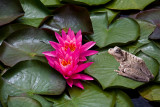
[40,0,62,6]
[90,8,119,24]
[139,84,160,101]
[140,42,160,64]
[60,0,111,6]
[85,50,159,89]
[114,90,133,107]
[89,12,139,48]
[105,0,155,10]
[136,9,160,40]
[18,0,51,27]
[128,20,156,53]
[0,27,54,67]
[0,60,66,106]
[0,24,31,45]
[7,97,41,107]
[40,4,93,34]
[52,82,115,107]
[0,0,24,26]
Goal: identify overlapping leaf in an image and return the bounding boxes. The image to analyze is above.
[0,60,65,106]
[60,0,111,6]
[139,84,160,101]
[136,8,160,40]
[0,0,24,26]
[40,4,93,34]
[18,0,51,27]
[89,12,139,48]
[105,0,155,10]
[0,27,55,66]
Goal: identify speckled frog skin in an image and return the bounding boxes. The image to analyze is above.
[108,46,154,82]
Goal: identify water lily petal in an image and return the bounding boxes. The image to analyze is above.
[49,41,59,49]
[74,62,93,74]
[73,80,84,89]
[62,30,67,40]
[55,32,64,45]
[66,79,73,87]
[81,50,98,56]
[81,41,96,52]
[71,74,94,80]
[42,51,56,57]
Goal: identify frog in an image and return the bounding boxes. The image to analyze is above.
[108,46,154,82]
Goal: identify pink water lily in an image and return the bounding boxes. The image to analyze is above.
[48,28,98,61]
[43,28,98,89]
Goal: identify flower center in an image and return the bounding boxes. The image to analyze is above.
[64,43,76,51]
[61,59,71,66]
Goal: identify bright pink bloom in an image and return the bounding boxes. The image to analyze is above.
[48,28,98,61]
[44,50,94,89]
[43,28,98,89]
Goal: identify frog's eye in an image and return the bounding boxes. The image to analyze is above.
[115,48,121,53]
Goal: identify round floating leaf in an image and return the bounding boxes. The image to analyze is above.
[90,8,119,24]
[140,42,160,64]
[0,0,24,26]
[40,0,62,6]
[52,82,115,107]
[136,9,160,40]
[61,0,111,6]
[7,97,41,107]
[114,90,133,107]
[2,60,66,95]
[18,0,51,27]
[0,27,54,67]
[40,4,93,34]
[85,50,159,89]
[139,84,160,101]
[154,69,160,83]
[89,12,139,48]
[0,24,31,45]
[127,20,156,53]
[105,0,154,10]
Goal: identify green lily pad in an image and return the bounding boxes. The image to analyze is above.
[0,24,32,45]
[40,0,62,6]
[114,90,133,107]
[7,97,41,107]
[89,12,139,48]
[136,9,160,40]
[0,0,24,26]
[60,0,111,6]
[105,0,155,10]
[18,0,51,27]
[90,8,119,24]
[3,60,66,95]
[128,20,156,53]
[140,42,160,64]
[52,82,115,107]
[139,84,160,101]
[0,60,65,106]
[40,4,93,34]
[85,50,159,89]
[0,27,54,67]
